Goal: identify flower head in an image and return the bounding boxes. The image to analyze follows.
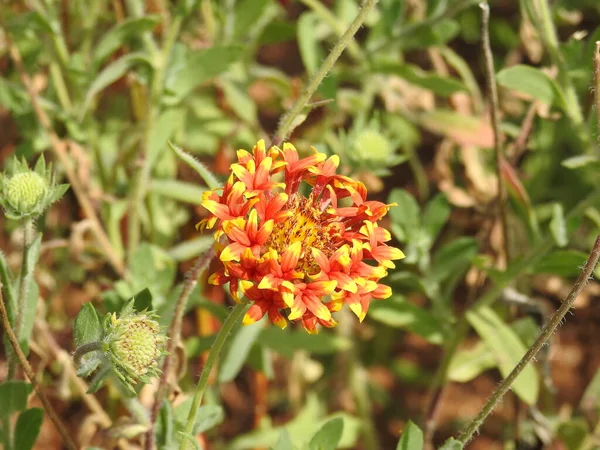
[0,155,69,221]
[201,140,404,333]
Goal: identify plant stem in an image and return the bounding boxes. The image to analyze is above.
[0,286,78,450]
[458,234,600,444]
[73,341,104,367]
[273,0,378,144]
[179,301,249,450]
[594,42,600,139]
[480,1,510,264]
[8,219,32,378]
[145,249,215,450]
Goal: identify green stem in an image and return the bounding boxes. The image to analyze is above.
[273,0,378,143]
[533,0,588,149]
[458,234,600,444]
[9,219,32,377]
[73,341,104,367]
[179,301,249,450]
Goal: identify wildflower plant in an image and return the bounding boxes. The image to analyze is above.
[200,139,405,333]
[73,299,168,395]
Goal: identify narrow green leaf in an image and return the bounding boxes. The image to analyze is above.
[0,380,32,416]
[166,46,244,100]
[177,432,203,450]
[531,250,588,277]
[466,306,539,405]
[219,321,264,383]
[174,398,224,434]
[549,203,568,247]
[388,189,420,240]
[14,408,44,450]
[168,236,214,262]
[297,12,323,75]
[396,420,423,450]
[308,417,344,450]
[448,341,497,382]
[74,303,102,348]
[273,429,295,450]
[422,194,450,241]
[94,16,160,65]
[233,0,270,40]
[374,62,467,97]
[429,237,478,283]
[258,328,350,357]
[561,155,600,169]
[149,179,207,204]
[496,65,565,108]
[221,80,258,124]
[82,52,152,117]
[369,296,443,345]
[169,142,221,190]
[438,437,463,450]
[19,233,42,356]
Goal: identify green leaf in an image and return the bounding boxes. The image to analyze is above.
[388,189,420,241]
[429,237,478,283]
[466,306,539,405]
[74,303,102,348]
[233,0,271,40]
[168,237,214,262]
[496,65,565,108]
[219,321,264,383]
[561,155,600,169]
[178,432,203,450]
[166,45,244,100]
[174,398,224,434]
[530,249,588,277]
[369,296,443,345]
[19,233,42,356]
[422,194,450,241]
[557,418,588,450]
[396,420,423,450]
[297,12,323,75]
[258,328,351,357]
[133,287,153,312]
[438,437,463,450]
[82,52,152,117]
[400,19,459,49]
[549,203,568,247]
[93,16,160,65]
[448,340,497,382]
[221,80,258,124]
[374,63,467,97]
[169,142,222,190]
[273,429,295,450]
[308,417,344,450]
[0,380,32,416]
[149,179,207,204]
[14,408,44,450]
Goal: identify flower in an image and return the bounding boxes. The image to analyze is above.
[201,140,404,333]
[0,155,69,221]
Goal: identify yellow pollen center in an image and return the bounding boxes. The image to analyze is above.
[267,198,343,274]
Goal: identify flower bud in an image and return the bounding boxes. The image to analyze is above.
[5,172,48,215]
[105,311,167,386]
[353,129,393,163]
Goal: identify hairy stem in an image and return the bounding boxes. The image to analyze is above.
[0,286,78,450]
[145,250,215,450]
[458,235,600,444]
[179,301,249,450]
[73,341,104,367]
[273,0,378,144]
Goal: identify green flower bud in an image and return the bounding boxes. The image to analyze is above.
[5,172,48,214]
[108,312,165,381]
[353,129,393,163]
[0,156,69,221]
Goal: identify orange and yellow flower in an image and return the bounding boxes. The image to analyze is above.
[200,140,404,333]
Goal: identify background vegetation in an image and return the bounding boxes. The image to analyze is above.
[1,0,600,449]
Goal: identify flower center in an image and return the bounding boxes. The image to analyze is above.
[267,197,343,274]
[112,320,160,376]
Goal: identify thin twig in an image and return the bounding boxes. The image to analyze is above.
[480,1,510,265]
[273,0,378,144]
[0,286,78,450]
[4,32,125,276]
[145,249,215,450]
[594,42,600,141]
[458,234,600,444]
